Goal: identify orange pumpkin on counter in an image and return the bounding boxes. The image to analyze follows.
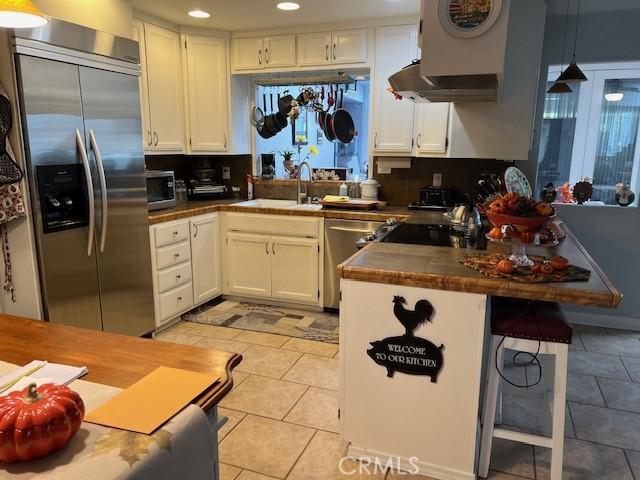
[496,259,516,274]
[0,383,85,462]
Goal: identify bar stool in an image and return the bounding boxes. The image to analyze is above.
[478,297,573,480]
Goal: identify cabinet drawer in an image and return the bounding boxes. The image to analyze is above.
[156,241,191,270]
[155,221,189,248]
[226,213,320,238]
[157,262,192,293]
[159,283,193,322]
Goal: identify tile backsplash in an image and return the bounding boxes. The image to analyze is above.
[373,157,514,205]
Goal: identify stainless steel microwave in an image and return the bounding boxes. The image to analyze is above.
[145,170,176,211]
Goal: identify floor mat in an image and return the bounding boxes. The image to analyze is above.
[183,300,339,344]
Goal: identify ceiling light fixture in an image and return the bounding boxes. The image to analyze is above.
[556,0,587,83]
[277,2,300,11]
[188,9,211,19]
[547,82,573,94]
[605,92,624,102]
[0,0,48,29]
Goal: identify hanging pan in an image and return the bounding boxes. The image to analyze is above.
[331,88,356,144]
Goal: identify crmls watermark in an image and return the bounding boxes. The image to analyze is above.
[338,456,420,476]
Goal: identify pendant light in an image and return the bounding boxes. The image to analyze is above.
[547,0,573,94]
[556,0,587,83]
[0,0,48,29]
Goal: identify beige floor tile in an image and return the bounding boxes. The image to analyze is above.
[155,331,200,345]
[188,323,243,339]
[386,473,437,479]
[218,407,246,441]
[219,415,314,479]
[220,463,242,480]
[235,345,303,378]
[283,354,339,390]
[237,471,278,479]
[284,387,340,433]
[220,375,307,419]
[234,330,290,348]
[288,431,385,480]
[163,321,196,335]
[231,371,250,390]
[193,336,251,354]
[281,337,339,357]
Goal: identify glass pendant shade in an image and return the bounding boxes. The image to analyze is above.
[0,0,48,28]
[557,61,588,83]
[547,82,573,94]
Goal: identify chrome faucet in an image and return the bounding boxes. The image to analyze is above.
[297,161,313,204]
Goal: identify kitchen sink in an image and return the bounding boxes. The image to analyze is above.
[233,199,297,208]
[233,199,322,211]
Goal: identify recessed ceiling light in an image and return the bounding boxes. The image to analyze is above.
[277,2,300,11]
[188,9,211,19]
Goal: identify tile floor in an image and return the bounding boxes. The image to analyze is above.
[156,321,640,480]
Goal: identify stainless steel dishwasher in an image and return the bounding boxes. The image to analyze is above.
[324,218,383,309]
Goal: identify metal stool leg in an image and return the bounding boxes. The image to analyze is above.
[478,335,503,478]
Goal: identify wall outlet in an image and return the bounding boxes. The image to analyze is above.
[222,166,231,180]
[433,173,442,187]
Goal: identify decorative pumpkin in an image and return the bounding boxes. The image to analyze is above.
[0,383,85,462]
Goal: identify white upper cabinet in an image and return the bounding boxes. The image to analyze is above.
[233,37,265,70]
[142,23,186,153]
[264,35,296,68]
[331,29,367,64]
[131,19,152,150]
[184,35,229,152]
[371,25,418,153]
[296,32,333,66]
[413,102,450,155]
[233,35,296,70]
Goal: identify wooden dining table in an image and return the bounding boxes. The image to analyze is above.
[0,314,242,411]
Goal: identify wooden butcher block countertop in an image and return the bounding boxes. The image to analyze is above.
[148,200,411,225]
[338,224,622,309]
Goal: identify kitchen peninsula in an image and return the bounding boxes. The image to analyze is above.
[337,224,621,480]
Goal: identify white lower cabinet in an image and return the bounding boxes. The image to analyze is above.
[191,214,222,304]
[224,214,322,306]
[227,232,272,298]
[150,213,222,329]
[271,236,319,304]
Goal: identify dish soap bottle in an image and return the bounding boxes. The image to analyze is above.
[339,182,349,197]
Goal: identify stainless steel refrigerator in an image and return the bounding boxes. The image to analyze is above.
[13,19,155,336]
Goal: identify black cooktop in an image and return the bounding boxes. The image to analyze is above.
[381,223,486,249]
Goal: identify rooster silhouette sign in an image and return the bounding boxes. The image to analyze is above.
[367,296,444,382]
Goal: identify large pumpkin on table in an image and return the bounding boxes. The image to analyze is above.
[0,383,85,462]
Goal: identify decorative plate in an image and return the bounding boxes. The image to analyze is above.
[438,0,503,38]
[504,166,532,197]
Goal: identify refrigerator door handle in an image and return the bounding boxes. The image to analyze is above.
[76,129,95,257]
[89,129,108,253]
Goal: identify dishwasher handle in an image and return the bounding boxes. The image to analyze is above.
[329,226,376,235]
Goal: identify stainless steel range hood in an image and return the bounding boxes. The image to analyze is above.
[388,60,498,103]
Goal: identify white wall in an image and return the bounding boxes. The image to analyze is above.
[33,0,133,38]
[523,6,640,328]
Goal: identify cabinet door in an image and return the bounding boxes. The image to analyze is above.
[233,37,264,70]
[414,102,450,154]
[190,214,221,305]
[185,35,229,152]
[270,236,319,305]
[296,32,332,66]
[264,35,296,68]
[332,29,367,64]
[144,23,185,152]
[131,20,152,151]
[371,25,418,154]
[227,232,271,298]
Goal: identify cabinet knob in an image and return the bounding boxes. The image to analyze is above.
[374,132,378,148]
[333,43,337,60]
[177,296,182,301]
[174,253,180,258]
[416,133,422,149]
[153,131,159,147]
[325,44,329,61]
[258,49,262,65]
[173,231,179,235]
[176,274,182,279]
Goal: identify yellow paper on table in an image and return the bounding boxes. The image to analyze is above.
[85,367,219,434]
[323,195,349,203]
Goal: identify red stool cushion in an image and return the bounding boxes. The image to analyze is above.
[491,297,573,344]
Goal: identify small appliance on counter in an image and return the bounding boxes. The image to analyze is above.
[187,158,230,201]
[360,179,380,200]
[409,186,456,211]
[260,153,275,179]
[145,170,176,211]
